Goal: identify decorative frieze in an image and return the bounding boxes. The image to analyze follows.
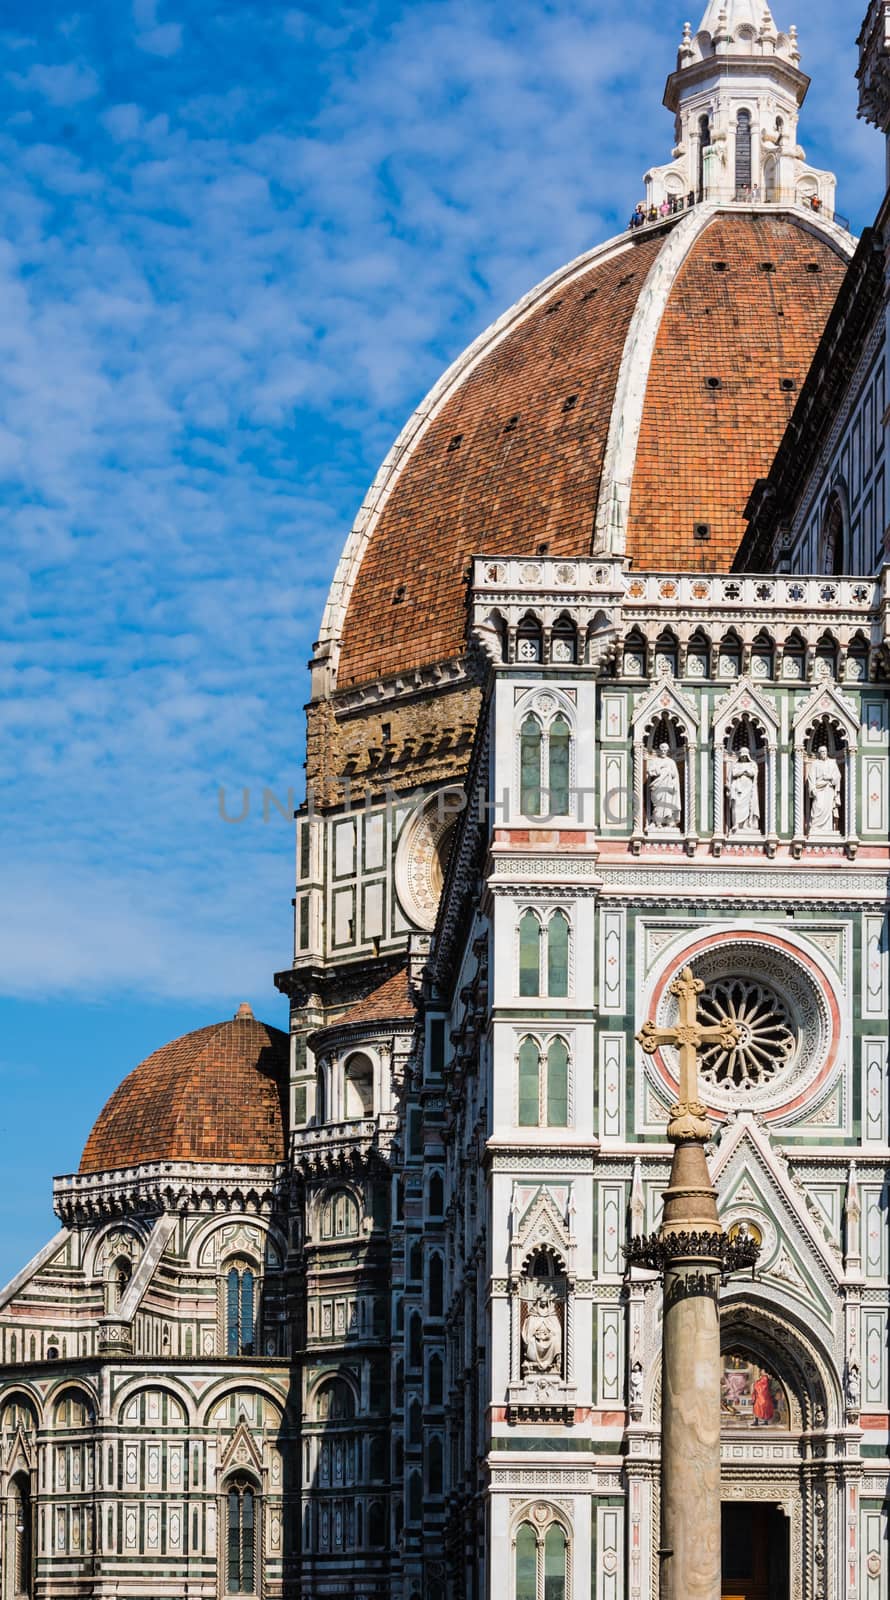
[53,1161,287,1226]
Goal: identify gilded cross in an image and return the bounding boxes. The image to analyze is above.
[636,966,741,1142]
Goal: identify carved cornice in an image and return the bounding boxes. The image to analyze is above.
[53,1162,288,1226]
[290,1116,399,1179]
[333,656,471,719]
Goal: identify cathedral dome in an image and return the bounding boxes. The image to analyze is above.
[321,207,850,692]
[79,1006,289,1174]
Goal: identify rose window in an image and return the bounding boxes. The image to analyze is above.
[653,937,833,1114]
[695,979,796,1089]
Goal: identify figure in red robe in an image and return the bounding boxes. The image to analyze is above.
[752,1372,775,1426]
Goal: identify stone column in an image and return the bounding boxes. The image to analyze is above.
[630,967,758,1600]
[658,1139,723,1600]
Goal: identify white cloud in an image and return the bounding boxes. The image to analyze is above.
[8,59,99,105]
[132,0,183,55]
[1,0,883,1005]
[136,23,183,57]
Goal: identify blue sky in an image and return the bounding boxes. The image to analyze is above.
[1,0,883,1280]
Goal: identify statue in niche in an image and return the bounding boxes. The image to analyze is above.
[845,1361,860,1411]
[727,747,761,835]
[806,744,842,836]
[646,742,682,830]
[629,1361,644,1411]
[521,1285,563,1377]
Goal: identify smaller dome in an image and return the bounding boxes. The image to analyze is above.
[80,1011,289,1175]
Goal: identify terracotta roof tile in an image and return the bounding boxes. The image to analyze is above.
[627,214,848,569]
[335,214,845,686]
[337,233,665,686]
[338,967,415,1026]
[79,1013,289,1174]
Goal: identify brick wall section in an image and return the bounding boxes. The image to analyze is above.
[79,1016,289,1173]
[336,233,666,688]
[627,214,848,569]
[305,682,483,807]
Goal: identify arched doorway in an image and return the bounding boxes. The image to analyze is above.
[719,1299,846,1600]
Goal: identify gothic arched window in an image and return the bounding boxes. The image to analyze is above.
[517,1038,569,1128]
[782,630,806,682]
[544,1524,568,1599]
[429,1254,444,1317]
[428,1352,444,1406]
[718,629,743,680]
[1,1396,37,1437]
[368,1499,386,1546]
[735,110,752,193]
[751,629,774,680]
[547,911,570,999]
[698,113,712,198]
[821,489,847,574]
[11,1474,32,1599]
[520,716,543,817]
[548,716,571,815]
[550,614,577,664]
[686,628,710,680]
[519,910,542,997]
[516,1522,537,1600]
[408,1312,423,1370]
[515,1517,568,1600]
[322,1190,359,1239]
[343,1052,373,1120]
[516,613,543,663]
[426,1434,444,1495]
[226,1264,256,1357]
[546,1039,569,1128]
[226,1475,257,1595]
[428,1172,444,1217]
[518,1038,541,1127]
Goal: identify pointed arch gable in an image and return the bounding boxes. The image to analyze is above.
[632,677,699,743]
[509,1186,576,1283]
[791,681,859,748]
[632,679,698,844]
[712,677,780,843]
[791,682,860,847]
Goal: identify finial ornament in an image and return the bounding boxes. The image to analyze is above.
[654,0,837,218]
[636,965,741,1142]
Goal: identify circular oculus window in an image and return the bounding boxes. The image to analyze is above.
[394,790,460,932]
[654,939,832,1113]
